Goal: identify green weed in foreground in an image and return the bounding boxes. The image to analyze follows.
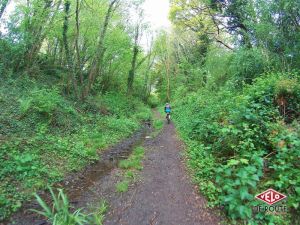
[116,147,145,192]
[32,187,106,225]
[153,119,164,131]
[91,201,108,225]
[118,147,144,171]
[116,180,129,193]
[124,171,136,180]
[151,115,164,138]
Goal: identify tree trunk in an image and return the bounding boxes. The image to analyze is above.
[127,25,140,95]
[23,0,62,70]
[63,0,78,98]
[82,0,119,100]
[143,42,155,101]
[165,57,171,102]
[75,0,84,86]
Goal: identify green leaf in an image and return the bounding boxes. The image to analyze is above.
[224,195,234,202]
[237,170,248,179]
[251,174,260,181]
[228,159,239,166]
[292,203,299,209]
[295,187,300,195]
[240,158,249,164]
[240,187,251,200]
[247,180,256,188]
[32,193,52,217]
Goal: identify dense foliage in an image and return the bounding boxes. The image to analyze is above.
[0,77,151,220]
[172,72,300,224]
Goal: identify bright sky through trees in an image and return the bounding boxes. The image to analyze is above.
[0,1,15,32]
[139,0,171,49]
[143,0,171,30]
[1,0,171,45]
[1,0,171,29]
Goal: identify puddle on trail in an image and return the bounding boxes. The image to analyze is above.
[7,123,151,225]
[63,124,150,200]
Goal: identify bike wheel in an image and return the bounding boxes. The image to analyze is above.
[167,114,170,124]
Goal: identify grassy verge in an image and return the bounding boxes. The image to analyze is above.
[115,146,145,193]
[0,78,151,221]
[171,72,300,224]
[150,108,164,138]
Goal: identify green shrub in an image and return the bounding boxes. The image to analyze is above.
[153,119,163,131]
[147,94,160,108]
[20,88,76,116]
[205,46,233,89]
[216,153,264,220]
[229,48,274,87]
[172,72,300,223]
[116,180,129,193]
[119,147,144,171]
[116,146,145,193]
[0,81,151,220]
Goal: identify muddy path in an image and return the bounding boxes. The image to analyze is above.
[7,111,223,225]
[103,112,222,225]
[6,122,151,225]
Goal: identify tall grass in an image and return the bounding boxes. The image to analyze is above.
[32,187,107,225]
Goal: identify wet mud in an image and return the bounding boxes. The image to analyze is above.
[6,122,151,225]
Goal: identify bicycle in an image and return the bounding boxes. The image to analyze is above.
[166,113,171,124]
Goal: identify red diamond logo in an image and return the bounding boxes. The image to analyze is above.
[255,189,287,205]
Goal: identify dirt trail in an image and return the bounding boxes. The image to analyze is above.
[6,125,150,225]
[7,112,222,225]
[104,112,222,225]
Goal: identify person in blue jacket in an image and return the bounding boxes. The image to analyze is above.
[165,103,171,113]
[164,103,171,120]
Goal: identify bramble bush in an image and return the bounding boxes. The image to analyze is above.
[172,72,300,224]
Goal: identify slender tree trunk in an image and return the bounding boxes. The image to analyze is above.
[63,0,78,98]
[164,56,171,102]
[52,39,59,64]
[23,0,62,70]
[127,25,139,95]
[58,39,64,66]
[161,38,171,102]
[82,0,119,99]
[75,0,84,85]
[143,42,155,101]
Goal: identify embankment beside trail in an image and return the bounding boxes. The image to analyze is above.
[7,121,152,225]
[171,73,300,224]
[0,78,151,221]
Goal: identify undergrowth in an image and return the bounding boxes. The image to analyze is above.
[172,72,300,224]
[0,78,151,221]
